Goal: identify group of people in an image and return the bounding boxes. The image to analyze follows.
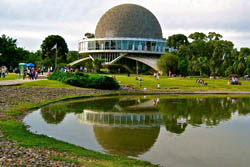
[196,79,208,85]
[228,76,241,85]
[23,68,39,80]
[59,66,88,73]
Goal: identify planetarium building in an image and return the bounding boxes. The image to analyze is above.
[75,4,166,73]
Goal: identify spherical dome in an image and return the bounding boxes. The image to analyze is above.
[95,4,163,39]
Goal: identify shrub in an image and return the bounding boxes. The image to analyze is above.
[48,72,120,90]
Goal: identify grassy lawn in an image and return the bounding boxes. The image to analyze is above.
[17,74,250,92]
[111,74,250,91]
[0,73,20,80]
[20,80,78,88]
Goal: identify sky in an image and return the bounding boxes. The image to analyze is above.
[1,0,250,51]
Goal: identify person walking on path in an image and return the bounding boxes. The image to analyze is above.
[17,68,21,79]
[23,69,27,80]
[2,66,7,79]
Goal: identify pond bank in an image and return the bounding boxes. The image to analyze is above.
[1,85,250,167]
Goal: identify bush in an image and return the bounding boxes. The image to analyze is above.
[48,72,120,90]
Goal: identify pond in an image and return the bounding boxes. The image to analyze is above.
[23,95,250,167]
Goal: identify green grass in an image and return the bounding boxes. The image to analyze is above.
[0,73,20,81]
[20,80,78,88]
[14,74,250,92]
[0,94,93,116]
[112,74,250,91]
[0,120,156,167]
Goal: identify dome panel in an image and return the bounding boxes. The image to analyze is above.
[95,4,163,39]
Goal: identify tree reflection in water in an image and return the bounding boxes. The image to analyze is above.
[40,96,250,133]
[39,96,250,157]
[158,97,250,134]
[40,106,66,124]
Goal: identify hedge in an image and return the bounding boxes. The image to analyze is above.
[48,72,120,90]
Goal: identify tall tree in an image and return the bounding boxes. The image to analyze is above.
[189,39,212,59]
[167,34,189,50]
[208,32,223,41]
[178,57,189,76]
[41,35,68,68]
[239,48,250,58]
[188,32,207,41]
[0,34,30,67]
[209,40,234,76]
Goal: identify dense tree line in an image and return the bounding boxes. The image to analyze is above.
[0,34,40,68]
[158,32,250,77]
[0,34,82,70]
[1,32,249,76]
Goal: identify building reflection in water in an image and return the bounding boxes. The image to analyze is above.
[77,110,163,127]
[77,109,162,156]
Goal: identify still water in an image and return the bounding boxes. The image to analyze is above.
[23,96,250,167]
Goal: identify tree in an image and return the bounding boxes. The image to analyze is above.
[188,32,207,41]
[84,33,95,39]
[239,48,250,58]
[208,32,223,41]
[230,48,250,76]
[41,35,68,68]
[233,57,245,76]
[189,39,212,59]
[25,50,42,66]
[66,51,84,64]
[157,53,178,74]
[93,58,103,73]
[225,66,234,76]
[0,34,30,67]
[245,56,250,75]
[188,56,197,76]
[167,34,189,50]
[209,40,234,76]
[194,57,209,76]
[178,57,189,76]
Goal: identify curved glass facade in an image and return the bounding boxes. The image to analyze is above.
[79,38,166,54]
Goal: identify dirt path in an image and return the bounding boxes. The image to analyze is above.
[0,78,47,86]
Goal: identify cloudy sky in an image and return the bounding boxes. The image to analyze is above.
[1,0,250,51]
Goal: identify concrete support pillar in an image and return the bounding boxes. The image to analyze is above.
[136,60,139,74]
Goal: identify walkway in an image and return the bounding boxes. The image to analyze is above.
[0,75,47,86]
